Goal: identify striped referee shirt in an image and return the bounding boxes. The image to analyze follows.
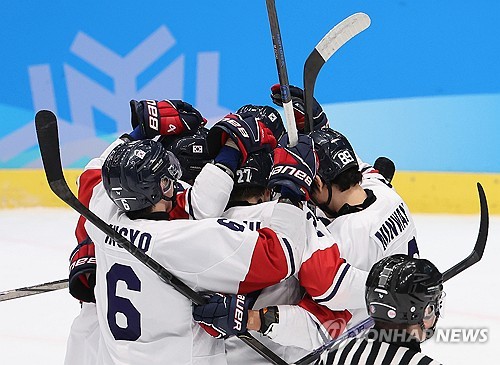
[316,330,441,365]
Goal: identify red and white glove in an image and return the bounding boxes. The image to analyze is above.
[68,237,96,303]
[130,99,207,138]
[207,113,277,164]
[268,133,318,201]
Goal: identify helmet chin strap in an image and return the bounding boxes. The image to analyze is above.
[312,182,338,218]
[161,185,177,209]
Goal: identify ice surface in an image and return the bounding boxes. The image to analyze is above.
[0,208,498,364]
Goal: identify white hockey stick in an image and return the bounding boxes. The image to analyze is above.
[303,12,371,132]
[0,279,68,302]
[266,0,299,147]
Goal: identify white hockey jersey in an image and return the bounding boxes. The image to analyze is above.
[222,201,369,364]
[65,138,236,365]
[79,140,308,365]
[329,163,419,328]
[266,160,420,351]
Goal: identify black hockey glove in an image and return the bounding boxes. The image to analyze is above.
[207,113,277,164]
[68,237,96,303]
[270,84,329,132]
[192,293,253,339]
[130,99,206,139]
[268,133,318,202]
[236,104,285,141]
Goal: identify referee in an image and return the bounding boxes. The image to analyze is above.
[317,254,444,365]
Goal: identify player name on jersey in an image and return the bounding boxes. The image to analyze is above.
[374,203,410,250]
[105,224,152,253]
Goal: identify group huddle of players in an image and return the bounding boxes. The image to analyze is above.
[64,85,444,365]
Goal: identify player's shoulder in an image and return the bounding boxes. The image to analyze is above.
[224,200,277,219]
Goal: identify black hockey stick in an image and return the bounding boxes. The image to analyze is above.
[294,182,489,365]
[0,279,68,302]
[34,110,288,365]
[442,182,488,282]
[265,0,298,147]
[293,317,375,365]
[303,13,371,132]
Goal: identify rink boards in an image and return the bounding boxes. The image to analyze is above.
[1,169,498,214]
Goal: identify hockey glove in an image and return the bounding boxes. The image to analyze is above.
[192,293,252,339]
[130,99,207,139]
[68,237,96,303]
[268,133,318,201]
[270,84,329,132]
[207,113,277,164]
[236,104,285,142]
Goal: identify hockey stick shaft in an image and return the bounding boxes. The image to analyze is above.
[34,110,287,365]
[265,0,298,147]
[0,279,68,302]
[293,317,375,365]
[303,13,371,132]
[295,182,488,364]
[442,182,488,282]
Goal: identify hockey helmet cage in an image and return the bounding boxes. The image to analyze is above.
[102,139,182,212]
[310,128,358,182]
[365,254,443,325]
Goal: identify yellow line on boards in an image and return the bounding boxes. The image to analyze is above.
[0,169,499,214]
[393,171,500,214]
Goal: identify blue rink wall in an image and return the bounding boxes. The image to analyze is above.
[0,1,499,212]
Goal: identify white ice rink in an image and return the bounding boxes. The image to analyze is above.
[0,208,498,364]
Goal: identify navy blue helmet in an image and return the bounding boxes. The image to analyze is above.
[310,128,358,182]
[162,127,212,183]
[102,140,181,212]
[234,150,273,188]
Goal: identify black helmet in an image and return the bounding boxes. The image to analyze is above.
[236,104,285,141]
[102,140,182,212]
[235,150,273,188]
[310,128,358,182]
[162,127,212,183]
[365,254,443,326]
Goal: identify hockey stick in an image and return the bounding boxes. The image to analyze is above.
[303,13,371,132]
[293,317,375,365]
[34,110,288,365]
[294,182,489,364]
[0,279,68,302]
[442,182,488,282]
[265,0,298,147]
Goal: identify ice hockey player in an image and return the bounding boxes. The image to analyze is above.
[194,130,378,363]
[271,84,419,314]
[64,100,277,364]
[317,254,444,365]
[69,101,321,364]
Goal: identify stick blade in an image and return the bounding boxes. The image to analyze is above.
[315,13,371,62]
[35,110,65,183]
[303,12,371,132]
[442,182,489,282]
